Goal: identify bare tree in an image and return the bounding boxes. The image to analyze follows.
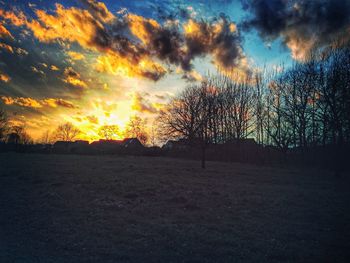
[98,125,120,140]
[158,83,213,168]
[124,115,149,145]
[54,122,80,142]
[7,125,33,145]
[39,130,54,144]
[148,122,158,146]
[158,86,204,142]
[264,77,293,153]
[0,108,8,142]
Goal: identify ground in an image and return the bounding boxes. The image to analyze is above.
[0,153,349,263]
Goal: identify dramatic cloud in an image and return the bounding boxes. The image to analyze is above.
[1,96,78,109]
[184,18,240,67]
[26,4,110,50]
[127,13,189,70]
[241,0,350,60]
[63,67,88,88]
[95,52,167,81]
[0,2,248,81]
[127,13,248,75]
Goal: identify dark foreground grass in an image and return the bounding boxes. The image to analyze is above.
[0,153,349,263]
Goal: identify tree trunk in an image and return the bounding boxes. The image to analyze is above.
[201,144,206,169]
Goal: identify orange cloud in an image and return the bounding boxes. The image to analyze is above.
[285,30,317,61]
[86,115,99,124]
[1,96,42,108]
[25,4,107,52]
[42,98,78,108]
[0,42,28,56]
[95,52,166,81]
[0,71,10,82]
[67,51,85,60]
[2,5,165,81]
[0,42,14,53]
[63,67,88,88]
[0,96,78,109]
[0,22,13,39]
[50,65,59,71]
[83,0,115,23]
[1,4,248,81]
[0,9,27,26]
[127,14,160,45]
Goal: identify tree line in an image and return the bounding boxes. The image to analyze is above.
[0,113,150,145]
[157,44,350,168]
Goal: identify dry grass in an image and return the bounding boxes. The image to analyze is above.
[0,153,349,262]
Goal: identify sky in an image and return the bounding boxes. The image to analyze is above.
[0,0,349,141]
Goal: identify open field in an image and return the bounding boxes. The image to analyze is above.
[0,153,349,263]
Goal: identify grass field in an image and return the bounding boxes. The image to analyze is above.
[1,153,349,262]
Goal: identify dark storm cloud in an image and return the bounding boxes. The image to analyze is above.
[126,13,190,70]
[127,12,247,74]
[241,0,350,59]
[184,15,245,70]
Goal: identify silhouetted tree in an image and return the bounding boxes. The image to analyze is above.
[0,108,8,142]
[265,77,293,153]
[7,125,33,145]
[148,122,158,146]
[98,125,120,140]
[159,85,209,141]
[54,122,80,142]
[158,83,214,168]
[125,115,149,145]
[39,130,54,144]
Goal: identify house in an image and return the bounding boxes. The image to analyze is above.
[162,138,190,151]
[90,139,124,153]
[122,138,143,149]
[70,140,90,154]
[225,138,257,147]
[29,143,52,153]
[53,140,90,154]
[89,138,144,154]
[53,141,74,153]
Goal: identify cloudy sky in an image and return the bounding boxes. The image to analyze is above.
[0,0,349,141]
